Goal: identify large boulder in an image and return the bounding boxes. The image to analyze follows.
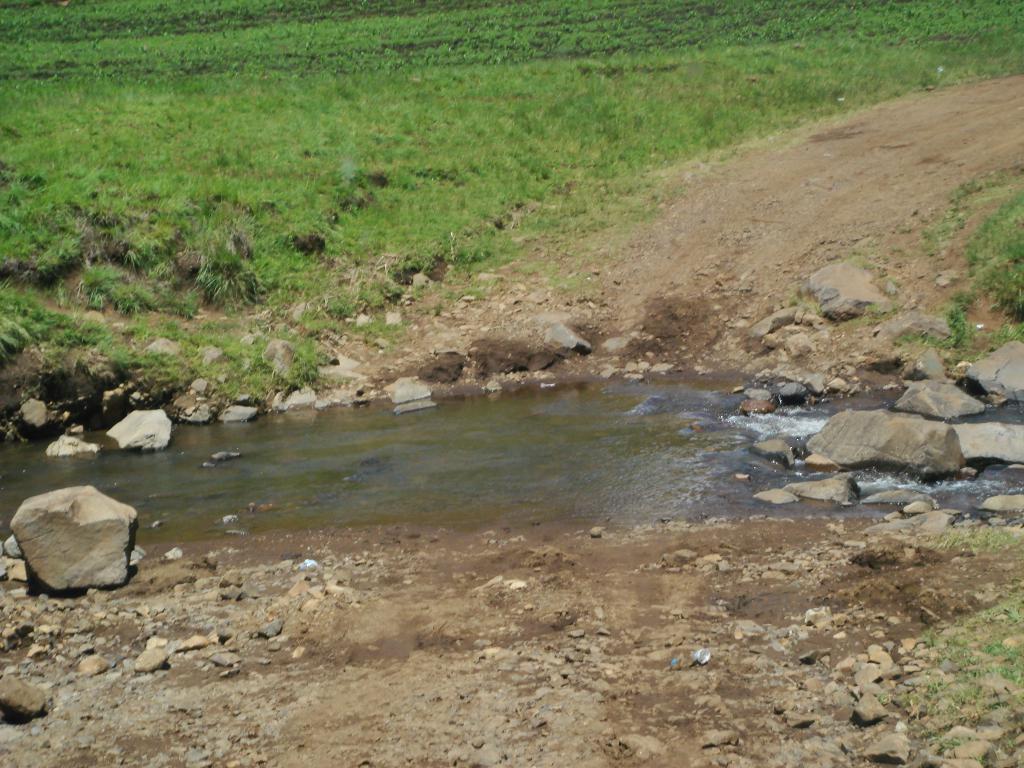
[804,264,890,320]
[953,422,1024,466]
[10,486,138,592]
[966,341,1024,402]
[807,410,963,479]
[107,409,172,451]
[893,381,985,420]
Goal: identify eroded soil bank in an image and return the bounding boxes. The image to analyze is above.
[2,517,1022,767]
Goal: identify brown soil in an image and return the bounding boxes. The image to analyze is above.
[370,75,1024,389]
[2,519,1020,767]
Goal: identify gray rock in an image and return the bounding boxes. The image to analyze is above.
[783,474,857,504]
[18,399,49,430]
[201,346,224,365]
[749,308,798,340]
[45,435,100,458]
[893,381,985,420]
[864,509,952,536]
[966,341,1024,402]
[182,404,213,424]
[145,337,181,356]
[954,422,1024,465]
[852,693,888,726]
[877,311,950,340]
[4,534,22,559]
[274,388,317,412]
[754,489,799,505]
[11,485,138,592]
[774,381,808,405]
[805,263,891,320]
[263,339,295,375]
[388,377,432,405]
[0,677,48,723]
[190,378,209,394]
[864,732,910,764]
[219,405,258,423]
[903,348,947,381]
[258,619,284,639]
[861,490,936,508]
[107,409,172,451]
[807,410,963,479]
[394,400,438,416]
[602,336,629,353]
[750,439,795,468]
[545,322,591,354]
[981,495,1024,513]
[661,549,699,566]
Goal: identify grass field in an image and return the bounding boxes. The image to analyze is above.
[1,0,1023,394]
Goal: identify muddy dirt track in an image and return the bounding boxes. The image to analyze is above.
[388,75,1024,384]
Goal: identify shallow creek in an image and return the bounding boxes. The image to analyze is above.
[1,383,1021,544]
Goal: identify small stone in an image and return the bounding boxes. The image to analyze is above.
[589,527,604,539]
[164,547,184,561]
[258,619,284,639]
[852,693,888,726]
[134,647,169,674]
[177,634,213,653]
[864,733,911,765]
[77,655,110,677]
[754,489,798,505]
[702,729,738,748]
[208,652,241,668]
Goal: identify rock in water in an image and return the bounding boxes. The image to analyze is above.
[750,439,795,468]
[0,678,48,723]
[219,405,258,423]
[45,435,101,458]
[11,486,138,592]
[107,409,172,451]
[966,341,1024,402]
[804,263,890,320]
[807,410,963,479]
[981,495,1024,513]
[783,474,857,504]
[893,381,984,420]
[753,489,799,505]
[953,422,1024,465]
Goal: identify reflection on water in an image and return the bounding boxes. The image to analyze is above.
[1,383,1021,544]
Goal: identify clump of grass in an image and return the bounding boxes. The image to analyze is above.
[942,293,975,350]
[196,249,261,305]
[0,316,31,362]
[81,265,156,315]
[968,190,1024,320]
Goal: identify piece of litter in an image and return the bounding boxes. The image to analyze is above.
[298,558,319,571]
[669,657,680,669]
[691,648,711,666]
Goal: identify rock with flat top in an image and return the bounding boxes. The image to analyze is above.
[783,474,857,504]
[805,263,890,320]
[878,311,949,340]
[954,422,1024,466]
[11,485,138,592]
[966,341,1024,402]
[749,308,798,340]
[981,495,1024,513]
[893,381,984,420]
[807,410,962,479]
[45,435,100,458]
[750,439,795,468]
[754,489,798,505]
[108,409,172,451]
[219,405,258,423]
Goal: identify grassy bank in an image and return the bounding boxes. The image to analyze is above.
[1,1,1023,396]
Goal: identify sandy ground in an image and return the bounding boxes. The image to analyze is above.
[1,517,1022,767]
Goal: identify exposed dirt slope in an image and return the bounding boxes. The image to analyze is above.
[384,76,1024,386]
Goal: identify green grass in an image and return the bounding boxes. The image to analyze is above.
[968,190,1024,321]
[1,0,1023,395]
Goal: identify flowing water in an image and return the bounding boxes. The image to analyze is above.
[1,383,1022,545]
